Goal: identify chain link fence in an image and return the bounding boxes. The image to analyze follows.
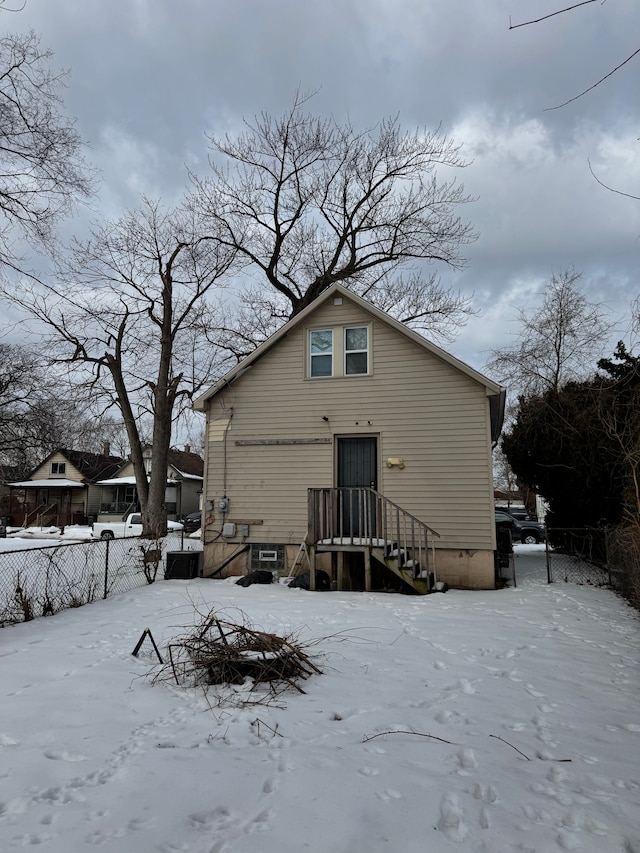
[545,528,611,587]
[0,533,202,628]
[605,524,640,609]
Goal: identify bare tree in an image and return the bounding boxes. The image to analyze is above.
[190,92,476,346]
[0,342,124,478]
[0,28,93,273]
[486,268,613,398]
[0,198,235,537]
[0,343,45,476]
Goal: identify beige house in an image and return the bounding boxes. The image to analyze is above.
[95,446,204,522]
[194,285,505,591]
[8,447,123,527]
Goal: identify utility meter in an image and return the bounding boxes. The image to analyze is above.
[217,496,230,513]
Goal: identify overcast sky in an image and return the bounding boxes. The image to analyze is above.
[7,0,640,373]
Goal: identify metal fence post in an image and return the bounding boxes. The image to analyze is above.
[103,537,110,599]
[545,537,552,584]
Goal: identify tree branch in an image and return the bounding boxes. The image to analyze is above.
[509,0,598,29]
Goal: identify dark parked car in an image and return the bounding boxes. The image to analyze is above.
[181,511,201,534]
[495,506,538,522]
[495,510,545,544]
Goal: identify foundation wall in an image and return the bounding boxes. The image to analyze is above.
[204,542,495,590]
[433,548,496,590]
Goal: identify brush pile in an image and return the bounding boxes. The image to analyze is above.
[157,607,322,703]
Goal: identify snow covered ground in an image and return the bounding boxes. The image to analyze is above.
[1,526,96,550]
[0,545,638,852]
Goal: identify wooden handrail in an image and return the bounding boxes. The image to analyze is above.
[24,502,47,527]
[37,502,59,527]
[308,487,440,579]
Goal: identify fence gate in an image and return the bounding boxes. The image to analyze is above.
[545,528,611,586]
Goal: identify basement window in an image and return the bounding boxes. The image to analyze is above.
[250,543,285,571]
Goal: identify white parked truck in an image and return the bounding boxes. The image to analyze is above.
[91,513,184,540]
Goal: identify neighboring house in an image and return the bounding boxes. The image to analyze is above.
[95,446,203,522]
[8,448,123,527]
[194,284,506,592]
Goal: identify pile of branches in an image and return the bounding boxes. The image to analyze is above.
[155,607,322,705]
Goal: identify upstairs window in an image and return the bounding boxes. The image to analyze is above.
[50,462,66,475]
[345,326,368,374]
[310,329,333,377]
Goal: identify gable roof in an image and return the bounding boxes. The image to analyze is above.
[194,284,506,438]
[167,448,204,479]
[26,448,123,484]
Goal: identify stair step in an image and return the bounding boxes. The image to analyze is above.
[371,546,430,594]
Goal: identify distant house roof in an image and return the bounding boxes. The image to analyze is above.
[102,448,204,484]
[167,448,204,479]
[23,448,124,485]
[60,448,124,482]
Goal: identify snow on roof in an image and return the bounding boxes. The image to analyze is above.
[9,479,86,488]
[96,476,177,486]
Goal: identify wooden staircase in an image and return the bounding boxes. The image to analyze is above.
[308,487,440,594]
[370,545,431,595]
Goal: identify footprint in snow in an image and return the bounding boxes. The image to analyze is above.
[364,744,386,755]
[437,793,468,842]
[456,748,478,773]
[357,766,379,777]
[376,788,402,801]
[472,783,498,804]
[44,749,88,762]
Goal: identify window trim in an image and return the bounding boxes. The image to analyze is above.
[307,323,372,379]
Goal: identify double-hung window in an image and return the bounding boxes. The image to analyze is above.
[51,462,66,475]
[310,329,333,377]
[309,324,370,378]
[345,326,368,375]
